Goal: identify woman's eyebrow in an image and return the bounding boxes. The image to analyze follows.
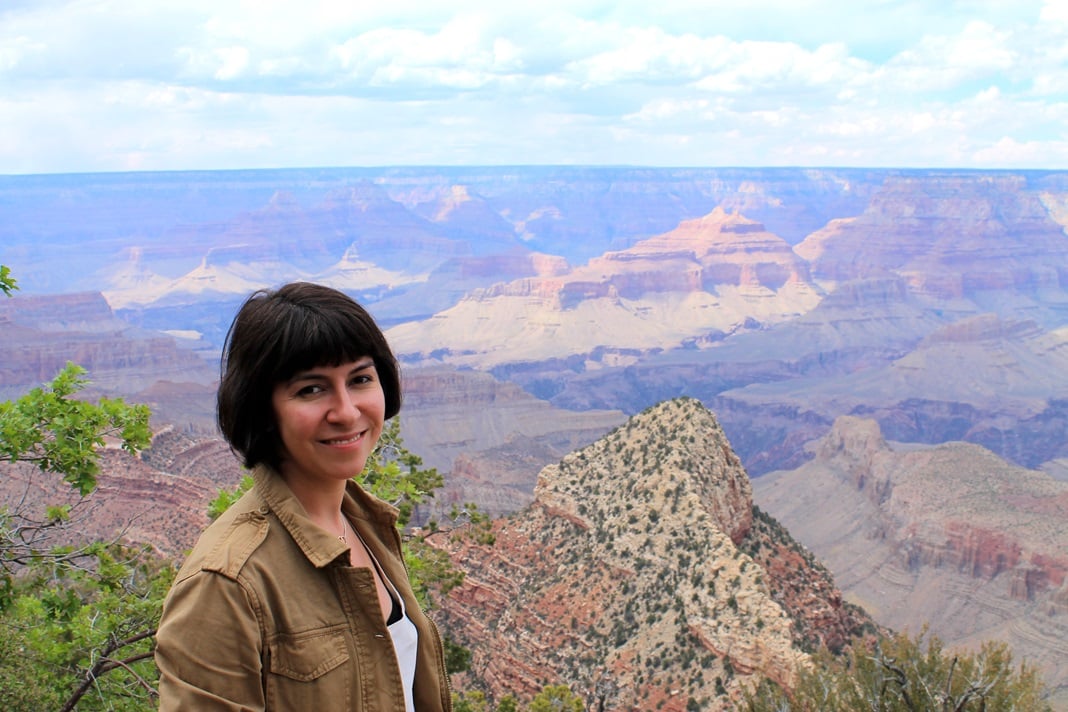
[286,357,375,383]
[284,371,325,384]
[349,357,375,372]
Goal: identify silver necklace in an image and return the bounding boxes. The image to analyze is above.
[338,515,349,543]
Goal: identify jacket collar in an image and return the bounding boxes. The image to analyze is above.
[251,465,399,569]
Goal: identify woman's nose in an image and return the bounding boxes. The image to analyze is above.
[326,386,359,421]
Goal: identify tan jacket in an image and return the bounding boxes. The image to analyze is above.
[156,466,452,711]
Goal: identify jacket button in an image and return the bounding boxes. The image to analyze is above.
[258,505,269,514]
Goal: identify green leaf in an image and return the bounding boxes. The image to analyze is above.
[45,505,72,524]
[208,474,255,520]
[0,264,17,296]
[0,362,151,496]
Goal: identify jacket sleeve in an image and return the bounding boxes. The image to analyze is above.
[155,569,265,711]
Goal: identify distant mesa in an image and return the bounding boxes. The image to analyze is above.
[387,205,824,368]
[5,166,1068,706]
[0,291,217,401]
[795,174,1068,300]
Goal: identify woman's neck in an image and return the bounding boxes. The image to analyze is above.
[278,469,348,528]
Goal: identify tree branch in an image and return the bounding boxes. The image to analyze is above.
[59,632,158,712]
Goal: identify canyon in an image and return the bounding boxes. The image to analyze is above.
[753,416,1068,704]
[3,165,1068,704]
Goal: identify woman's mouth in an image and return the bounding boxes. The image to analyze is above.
[322,432,364,446]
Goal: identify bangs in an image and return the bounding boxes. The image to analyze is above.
[267,306,373,383]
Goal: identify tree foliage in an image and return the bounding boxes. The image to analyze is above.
[362,417,445,528]
[0,264,16,296]
[206,473,254,520]
[1,543,172,711]
[0,362,153,607]
[452,689,491,712]
[527,684,585,712]
[745,628,1051,711]
[0,266,168,710]
[0,362,151,497]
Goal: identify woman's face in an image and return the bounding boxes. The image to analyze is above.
[271,357,386,489]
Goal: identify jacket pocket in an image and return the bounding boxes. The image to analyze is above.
[267,627,350,682]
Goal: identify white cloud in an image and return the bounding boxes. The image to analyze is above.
[1031,72,1068,96]
[329,17,520,91]
[1040,0,1068,24]
[0,35,44,71]
[213,46,251,80]
[973,136,1068,166]
[625,98,714,122]
[694,40,867,95]
[881,20,1015,91]
[565,27,730,85]
[0,0,1064,172]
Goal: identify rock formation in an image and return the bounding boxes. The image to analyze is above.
[398,366,626,518]
[753,416,1068,705]
[386,206,823,368]
[0,441,227,560]
[5,168,1068,709]
[715,313,1068,471]
[0,291,217,400]
[795,174,1068,314]
[433,398,869,710]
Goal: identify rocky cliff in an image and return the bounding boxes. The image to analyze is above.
[0,416,267,562]
[433,398,870,710]
[8,168,1068,481]
[0,291,217,401]
[387,206,824,368]
[398,366,626,518]
[795,174,1068,312]
[714,313,1068,471]
[0,441,226,559]
[753,416,1068,705]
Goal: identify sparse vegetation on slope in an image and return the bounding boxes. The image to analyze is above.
[745,628,1052,711]
[436,397,870,710]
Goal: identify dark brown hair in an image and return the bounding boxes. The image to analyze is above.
[217,282,401,470]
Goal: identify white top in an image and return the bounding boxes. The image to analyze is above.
[387,595,419,712]
[356,529,419,712]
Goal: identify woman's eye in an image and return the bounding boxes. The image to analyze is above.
[296,384,324,397]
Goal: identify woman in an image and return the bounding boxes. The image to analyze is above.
[156,282,452,711]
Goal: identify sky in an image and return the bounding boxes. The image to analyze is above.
[1,0,1066,174]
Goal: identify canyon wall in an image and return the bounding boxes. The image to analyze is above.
[753,416,1068,705]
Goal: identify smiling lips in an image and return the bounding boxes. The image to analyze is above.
[322,431,365,446]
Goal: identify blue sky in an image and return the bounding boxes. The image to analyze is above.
[1,0,1066,174]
